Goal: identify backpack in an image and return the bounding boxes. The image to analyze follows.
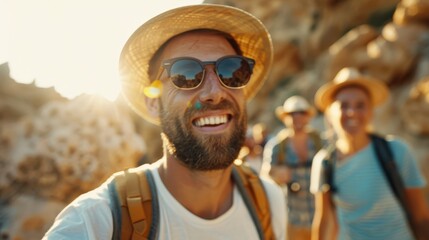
[107,161,274,240]
[276,129,322,168]
[323,133,417,238]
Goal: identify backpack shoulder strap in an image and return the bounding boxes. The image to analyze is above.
[321,143,337,193]
[109,163,273,239]
[370,134,415,219]
[232,161,274,240]
[370,134,405,203]
[275,129,290,166]
[370,133,419,238]
[108,166,159,240]
[308,130,323,152]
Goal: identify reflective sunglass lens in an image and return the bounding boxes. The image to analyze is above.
[170,59,202,88]
[218,57,251,88]
[165,56,254,89]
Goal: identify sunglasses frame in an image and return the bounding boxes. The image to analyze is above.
[157,55,255,90]
[289,111,309,116]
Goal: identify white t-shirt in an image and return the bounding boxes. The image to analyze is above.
[44,161,286,240]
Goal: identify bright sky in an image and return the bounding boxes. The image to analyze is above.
[0,0,203,100]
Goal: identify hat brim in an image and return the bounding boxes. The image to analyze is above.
[275,106,316,119]
[119,4,273,125]
[315,77,389,112]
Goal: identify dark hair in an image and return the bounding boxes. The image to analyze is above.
[148,29,243,80]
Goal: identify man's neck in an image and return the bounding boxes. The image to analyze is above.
[158,155,234,219]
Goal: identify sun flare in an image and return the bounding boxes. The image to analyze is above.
[1,0,202,101]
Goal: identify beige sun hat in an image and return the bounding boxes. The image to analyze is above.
[119,4,273,125]
[315,67,389,112]
[275,95,316,119]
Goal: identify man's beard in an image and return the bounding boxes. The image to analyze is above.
[160,99,246,171]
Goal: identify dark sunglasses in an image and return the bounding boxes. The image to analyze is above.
[158,55,255,90]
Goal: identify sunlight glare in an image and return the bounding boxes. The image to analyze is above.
[2,0,203,101]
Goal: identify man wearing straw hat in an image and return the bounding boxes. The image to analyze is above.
[261,95,322,240]
[310,67,429,240]
[44,4,286,240]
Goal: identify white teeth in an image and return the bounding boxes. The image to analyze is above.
[195,115,228,127]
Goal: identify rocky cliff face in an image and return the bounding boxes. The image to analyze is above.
[0,64,146,238]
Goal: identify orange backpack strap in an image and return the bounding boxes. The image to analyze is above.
[108,166,159,240]
[109,163,272,239]
[232,162,274,240]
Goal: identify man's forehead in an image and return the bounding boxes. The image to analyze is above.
[160,31,237,60]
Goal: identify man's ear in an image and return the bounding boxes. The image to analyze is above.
[145,96,160,119]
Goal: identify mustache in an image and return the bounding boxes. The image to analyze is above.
[186,100,239,116]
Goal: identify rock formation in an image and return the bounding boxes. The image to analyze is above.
[0,64,146,239]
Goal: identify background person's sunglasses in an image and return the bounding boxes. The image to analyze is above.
[158,55,255,90]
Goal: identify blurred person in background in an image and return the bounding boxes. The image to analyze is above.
[310,67,429,240]
[262,95,323,240]
[240,123,268,174]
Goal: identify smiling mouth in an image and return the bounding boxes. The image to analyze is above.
[345,119,359,127]
[193,114,230,127]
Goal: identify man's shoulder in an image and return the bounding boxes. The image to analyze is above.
[43,181,113,239]
[76,162,160,209]
[70,179,112,208]
[383,135,408,150]
[370,134,411,159]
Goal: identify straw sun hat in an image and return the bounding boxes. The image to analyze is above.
[119,4,273,125]
[275,96,316,119]
[315,67,390,112]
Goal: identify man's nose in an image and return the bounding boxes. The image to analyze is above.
[198,66,227,104]
[345,106,357,116]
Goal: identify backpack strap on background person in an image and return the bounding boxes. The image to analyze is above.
[232,161,274,240]
[276,129,290,166]
[308,130,323,152]
[108,166,159,240]
[370,133,417,238]
[370,134,403,200]
[321,143,337,193]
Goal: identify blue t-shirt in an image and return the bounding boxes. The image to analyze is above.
[310,137,426,240]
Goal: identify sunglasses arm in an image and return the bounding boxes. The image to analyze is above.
[153,66,165,82]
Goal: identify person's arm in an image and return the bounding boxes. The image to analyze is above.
[269,165,291,186]
[312,191,337,240]
[405,188,429,240]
